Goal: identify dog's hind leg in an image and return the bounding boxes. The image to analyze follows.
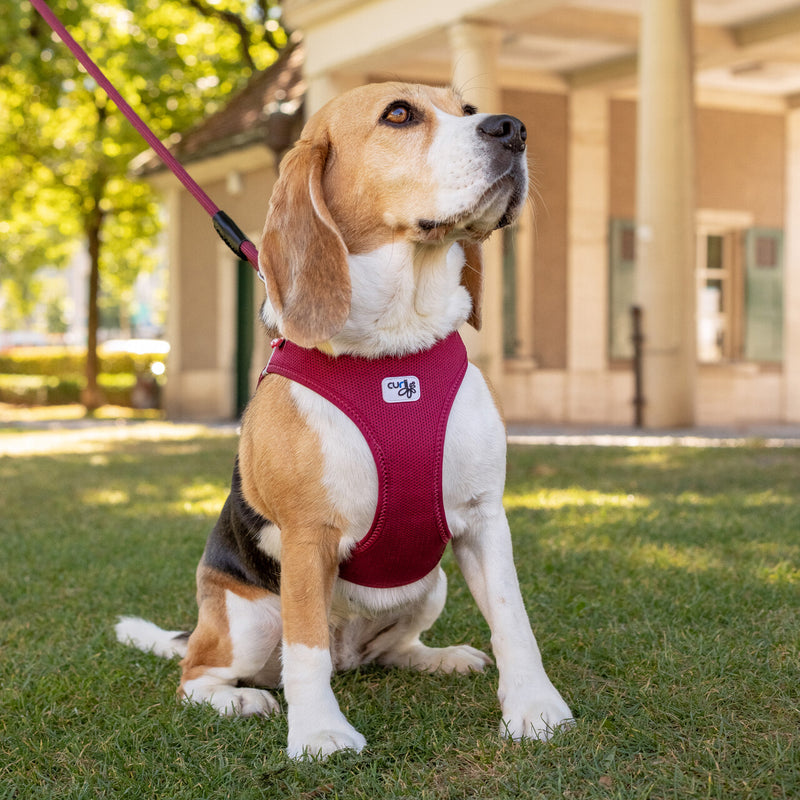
[368,568,492,674]
[179,566,282,717]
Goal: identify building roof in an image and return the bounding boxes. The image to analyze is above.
[132,37,305,176]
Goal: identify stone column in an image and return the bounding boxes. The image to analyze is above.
[635,0,697,428]
[566,89,610,421]
[784,107,800,422]
[448,21,504,389]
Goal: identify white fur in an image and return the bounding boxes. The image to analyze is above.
[261,240,472,359]
[330,241,472,357]
[182,674,279,717]
[451,507,573,740]
[179,591,283,716]
[289,382,376,557]
[115,616,187,659]
[428,110,529,228]
[257,521,281,561]
[226,590,283,678]
[365,568,491,673]
[283,643,366,759]
[273,245,573,753]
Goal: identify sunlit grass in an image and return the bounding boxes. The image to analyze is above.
[0,420,233,456]
[757,560,800,585]
[1,434,799,799]
[172,481,232,515]
[80,487,131,506]
[0,402,163,424]
[505,488,649,510]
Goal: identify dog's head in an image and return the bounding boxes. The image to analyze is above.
[259,83,528,348]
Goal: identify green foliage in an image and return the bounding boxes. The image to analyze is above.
[0,0,286,348]
[0,372,144,405]
[0,344,167,405]
[1,435,798,799]
[0,345,166,376]
[0,373,81,405]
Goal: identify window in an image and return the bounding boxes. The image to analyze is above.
[696,231,738,363]
[608,216,783,365]
[744,228,783,362]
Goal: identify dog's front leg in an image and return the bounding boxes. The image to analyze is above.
[452,507,574,741]
[280,528,366,760]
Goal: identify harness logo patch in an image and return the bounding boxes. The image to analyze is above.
[382,376,420,403]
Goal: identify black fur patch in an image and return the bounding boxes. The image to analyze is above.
[201,459,281,593]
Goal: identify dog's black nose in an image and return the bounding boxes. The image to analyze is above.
[477,115,527,153]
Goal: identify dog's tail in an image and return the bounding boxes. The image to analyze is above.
[115,616,191,659]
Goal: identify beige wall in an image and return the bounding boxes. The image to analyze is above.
[176,192,219,372]
[505,89,569,371]
[696,108,785,226]
[502,94,791,426]
[162,87,795,427]
[611,99,786,224]
[164,154,276,419]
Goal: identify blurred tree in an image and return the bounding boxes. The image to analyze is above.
[0,0,285,408]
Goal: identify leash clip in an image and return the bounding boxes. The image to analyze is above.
[213,210,253,259]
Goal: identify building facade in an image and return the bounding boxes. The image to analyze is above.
[152,1,800,428]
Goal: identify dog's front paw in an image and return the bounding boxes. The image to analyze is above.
[500,685,574,742]
[287,708,366,760]
[287,726,367,760]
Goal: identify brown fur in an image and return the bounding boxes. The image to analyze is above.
[462,241,484,330]
[238,374,346,649]
[180,566,260,685]
[259,135,351,349]
[184,82,491,695]
[258,83,484,348]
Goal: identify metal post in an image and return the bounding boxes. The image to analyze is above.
[632,305,645,427]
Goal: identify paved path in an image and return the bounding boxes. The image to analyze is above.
[4,407,800,453]
[507,423,800,448]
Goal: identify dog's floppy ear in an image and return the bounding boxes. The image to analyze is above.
[461,241,483,330]
[259,132,350,347]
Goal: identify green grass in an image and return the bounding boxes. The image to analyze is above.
[1,429,798,799]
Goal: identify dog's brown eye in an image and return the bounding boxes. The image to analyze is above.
[382,102,413,125]
[462,104,478,116]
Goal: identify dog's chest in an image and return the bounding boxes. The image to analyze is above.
[291,354,507,553]
[267,335,465,586]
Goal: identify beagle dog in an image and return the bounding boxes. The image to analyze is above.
[117,82,573,759]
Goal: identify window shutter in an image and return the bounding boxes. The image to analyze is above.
[608,218,636,359]
[744,228,783,363]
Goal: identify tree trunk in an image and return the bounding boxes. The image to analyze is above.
[82,207,104,412]
[80,98,110,414]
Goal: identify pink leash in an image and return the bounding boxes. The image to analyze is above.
[30,0,261,273]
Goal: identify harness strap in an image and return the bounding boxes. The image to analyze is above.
[30,0,261,273]
[265,333,468,589]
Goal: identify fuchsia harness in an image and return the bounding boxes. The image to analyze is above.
[264,333,468,589]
